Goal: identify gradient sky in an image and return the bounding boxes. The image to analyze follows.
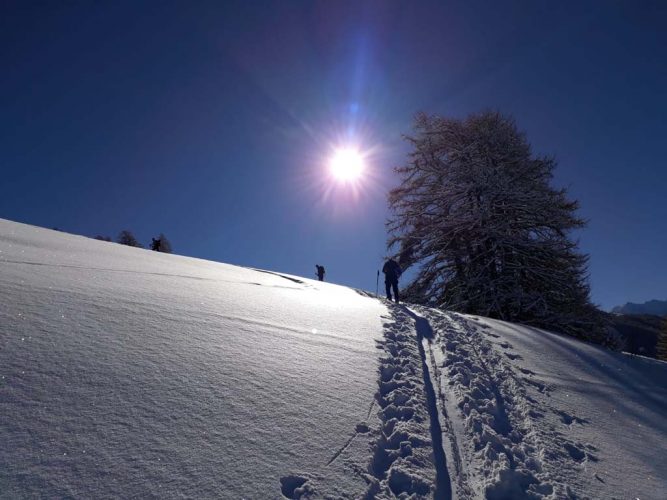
[2,1,665,310]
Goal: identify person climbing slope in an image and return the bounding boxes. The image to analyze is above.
[382,258,402,303]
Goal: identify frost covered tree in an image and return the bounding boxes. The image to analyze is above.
[387,111,606,342]
[116,230,142,248]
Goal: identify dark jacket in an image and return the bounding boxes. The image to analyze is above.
[382,259,402,282]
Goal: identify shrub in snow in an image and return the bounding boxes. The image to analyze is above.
[157,233,172,253]
[116,229,142,248]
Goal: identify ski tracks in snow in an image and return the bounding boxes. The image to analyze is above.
[279,302,596,499]
[417,308,597,499]
[278,302,451,499]
[362,304,451,499]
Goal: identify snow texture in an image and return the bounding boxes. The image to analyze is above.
[414,307,667,499]
[0,219,386,498]
[1,218,666,499]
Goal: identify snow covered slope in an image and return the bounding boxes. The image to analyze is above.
[0,219,389,498]
[1,218,666,499]
[409,307,667,499]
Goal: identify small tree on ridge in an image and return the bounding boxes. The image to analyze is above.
[157,233,172,253]
[117,230,142,248]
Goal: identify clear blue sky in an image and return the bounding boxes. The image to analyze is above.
[2,1,665,310]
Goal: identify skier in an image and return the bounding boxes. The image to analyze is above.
[382,258,402,303]
[315,264,325,282]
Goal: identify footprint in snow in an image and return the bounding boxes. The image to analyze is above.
[555,410,589,426]
[562,442,599,464]
[563,442,596,464]
[356,422,370,433]
[505,352,522,360]
[528,409,545,419]
[524,395,539,404]
[563,443,586,462]
[523,377,549,393]
[280,474,315,499]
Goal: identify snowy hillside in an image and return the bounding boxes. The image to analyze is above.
[1,219,666,499]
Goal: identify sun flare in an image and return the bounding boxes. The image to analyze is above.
[329,148,365,182]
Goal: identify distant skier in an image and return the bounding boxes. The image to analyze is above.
[150,237,162,252]
[315,264,326,282]
[382,258,402,303]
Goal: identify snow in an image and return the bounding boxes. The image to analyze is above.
[0,219,386,498]
[1,218,666,499]
[413,308,667,499]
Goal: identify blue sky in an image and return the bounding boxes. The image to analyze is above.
[1,0,665,310]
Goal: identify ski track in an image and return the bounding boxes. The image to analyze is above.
[414,310,475,500]
[414,307,598,499]
[361,303,448,499]
[281,301,458,499]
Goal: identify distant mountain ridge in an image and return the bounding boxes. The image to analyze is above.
[612,299,667,317]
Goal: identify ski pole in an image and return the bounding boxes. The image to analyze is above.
[376,270,379,296]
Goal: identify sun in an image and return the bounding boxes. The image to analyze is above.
[329,148,365,182]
